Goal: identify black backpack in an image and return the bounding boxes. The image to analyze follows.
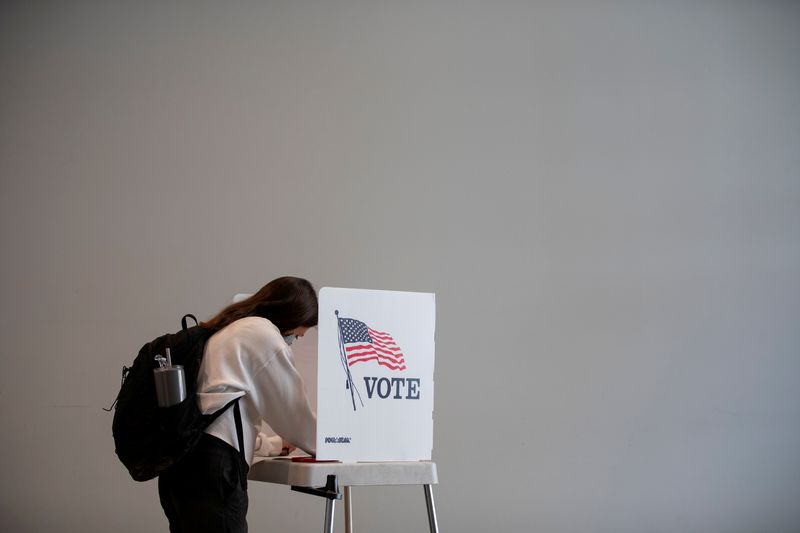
[110,314,242,482]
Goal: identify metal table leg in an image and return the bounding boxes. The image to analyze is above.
[423,484,439,533]
[291,475,342,533]
[324,497,336,533]
[344,486,353,533]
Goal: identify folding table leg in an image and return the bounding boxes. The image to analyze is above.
[324,497,336,533]
[423,484,439,533]
[344,486,353,533]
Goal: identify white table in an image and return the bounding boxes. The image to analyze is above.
[249,458,439,533]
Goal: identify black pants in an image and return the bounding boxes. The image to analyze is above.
[158,434,250,533]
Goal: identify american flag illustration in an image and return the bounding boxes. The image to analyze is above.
[338,317,406,371]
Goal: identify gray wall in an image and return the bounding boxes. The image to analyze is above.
[1,1,799,532]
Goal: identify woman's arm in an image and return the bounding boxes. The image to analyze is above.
[252,347,317,455]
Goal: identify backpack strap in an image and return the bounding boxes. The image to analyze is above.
[233,400,245,459]
[181,314,199,330]
[233,399,248,489]
[217,396,246,462]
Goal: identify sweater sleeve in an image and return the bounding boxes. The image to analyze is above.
[253,347,317,455]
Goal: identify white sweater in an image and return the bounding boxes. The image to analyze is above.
[196,316,317,465]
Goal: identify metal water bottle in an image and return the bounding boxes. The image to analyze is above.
[153,348,186,407]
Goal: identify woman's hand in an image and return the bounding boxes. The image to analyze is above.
[280,440,297,456]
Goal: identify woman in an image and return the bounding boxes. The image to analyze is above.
[158,276,318,533]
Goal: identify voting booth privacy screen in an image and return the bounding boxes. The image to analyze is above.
[316,287,436,462]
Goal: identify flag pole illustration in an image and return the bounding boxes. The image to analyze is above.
[335,310,363,411]
[336,311,408,410]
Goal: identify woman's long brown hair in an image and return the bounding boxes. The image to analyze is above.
[201,276,318,334]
